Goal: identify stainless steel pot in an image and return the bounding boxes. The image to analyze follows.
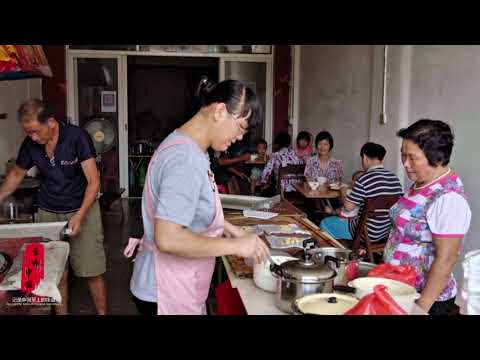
[270,250,338,314]
[310,247,354,286]
[253,254,297,293]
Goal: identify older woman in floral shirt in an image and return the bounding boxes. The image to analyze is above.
[384,119,471,315]
[260,132,302,193]
[304,131,344,184]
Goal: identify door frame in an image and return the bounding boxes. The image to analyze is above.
[66,52,129,196]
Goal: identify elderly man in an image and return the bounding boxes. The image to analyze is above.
[0,99,107,315]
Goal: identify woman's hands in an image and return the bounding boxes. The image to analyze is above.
[233,233,271,264]
[224,221,270,264]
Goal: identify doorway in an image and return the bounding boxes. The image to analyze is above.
[127,56,219,197]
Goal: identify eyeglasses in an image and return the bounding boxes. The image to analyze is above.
[229,112,249,136]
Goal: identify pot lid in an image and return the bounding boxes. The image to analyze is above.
[279,256,336,283]
[295,294,358,315]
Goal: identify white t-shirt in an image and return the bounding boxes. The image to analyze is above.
[426,192,471,237]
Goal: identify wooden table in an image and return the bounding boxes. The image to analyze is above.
[223,199,306,219]
[244,160,267,166]
[226,215,346,249]
[293,182,341,199]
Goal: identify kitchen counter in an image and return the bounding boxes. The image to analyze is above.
[221,255,285,315]
[222,256,428,315]
[221,204,428,316]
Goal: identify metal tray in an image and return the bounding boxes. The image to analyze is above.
[265,235,312,249]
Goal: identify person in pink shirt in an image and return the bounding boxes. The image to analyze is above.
[295,131,313,162]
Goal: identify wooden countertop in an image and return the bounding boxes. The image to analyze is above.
[223,199,306,218]
[224,214,346,249]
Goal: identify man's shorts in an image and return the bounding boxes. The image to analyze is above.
[36,200,106,278]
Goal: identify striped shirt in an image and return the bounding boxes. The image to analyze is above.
[346,166,403,242]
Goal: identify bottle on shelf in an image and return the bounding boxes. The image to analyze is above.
[137,161,147,187]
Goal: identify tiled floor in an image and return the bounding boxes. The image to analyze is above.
[69,199,143,315]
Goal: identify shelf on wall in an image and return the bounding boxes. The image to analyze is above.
[0,72,41,81]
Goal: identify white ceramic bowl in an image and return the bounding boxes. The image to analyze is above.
[308,181,320,190]
[348,277,420,314]
[253,256,297,293]
[317,177,327,185]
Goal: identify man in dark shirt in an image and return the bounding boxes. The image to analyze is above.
[320,142,403,243]
[0,99,107,315]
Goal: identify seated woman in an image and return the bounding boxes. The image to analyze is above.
[295,130,313,162]
[304,131,344,215]
[260,132,302,196]
[304,130,344,184]
[383,119,471,315]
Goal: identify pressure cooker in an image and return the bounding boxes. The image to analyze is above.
[270,239,339,314]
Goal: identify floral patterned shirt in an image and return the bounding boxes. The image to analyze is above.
[383,171,472,301]
[304,156,344,183]
[260,147,303,192]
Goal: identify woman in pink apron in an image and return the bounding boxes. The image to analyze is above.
[384,119,471,315]
[124,79,270,315]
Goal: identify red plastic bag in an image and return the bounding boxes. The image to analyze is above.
[344,285,408,315]
[217,184,228,194]
[345,261,359,282]
[368,263,417,287]
[215,280,246,315]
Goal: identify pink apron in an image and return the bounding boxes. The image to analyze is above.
[124,138,224,315]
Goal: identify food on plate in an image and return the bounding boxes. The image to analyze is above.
[280,237,301,245]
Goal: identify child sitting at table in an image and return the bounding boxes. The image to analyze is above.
[250,139,268,194]
[295,130,313,162]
